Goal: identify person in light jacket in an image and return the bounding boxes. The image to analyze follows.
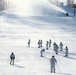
[46,41,49,50]
[50,56,57,73]
[65,46,68,57]
[59,42,63,51]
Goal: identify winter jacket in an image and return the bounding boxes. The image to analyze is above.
[50,57,57,66]
[10,53,15,60]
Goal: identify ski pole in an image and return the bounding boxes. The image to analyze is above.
[56,63,61,73]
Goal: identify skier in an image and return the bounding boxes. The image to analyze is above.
[49,39,52,47]
[40,49,45,57]
[38,40,40,48]
[40,40,43,47]
[59,42,63,51]
[10,52,15,65]
[53,42,56,51]
[46,41,49,50]
[53,42,59,54]
[55,44,59,55]
[50,56,57,73]
[28,39,31,47]
[65,46,68,57]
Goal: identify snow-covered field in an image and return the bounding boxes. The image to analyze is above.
[0,0,76,75]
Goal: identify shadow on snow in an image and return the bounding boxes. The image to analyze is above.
[14,64,25,68]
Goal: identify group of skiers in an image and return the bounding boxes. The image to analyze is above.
[39,40,68,57]
[37,39,52,50]
[53,42,68,57]
[39,39,69,73]
[9,39,69,73]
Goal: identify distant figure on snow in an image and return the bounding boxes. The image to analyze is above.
[28,39,31,47]
[55,44,59,55]
[46,41,49,50]
[40,49,45,57]
[53,42,56,51]
[59,42,63,51]
[53,42,59,54]
[65,46,68,57]
[50,56,57,73]
[38,40,40,48]
[10,52,15,65]
[49,39,52,47]
[40,40,43,47]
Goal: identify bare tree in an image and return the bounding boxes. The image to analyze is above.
[66,0,74,6]
[0,0,6,11]
[50,0,60,6]
[71,4,76,16]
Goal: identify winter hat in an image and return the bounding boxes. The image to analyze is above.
[52,56,54,57]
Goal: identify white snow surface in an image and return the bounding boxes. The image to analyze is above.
[0,0,76,75]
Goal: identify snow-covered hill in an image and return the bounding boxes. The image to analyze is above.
[0,0,76,75]
[4,0,66,16]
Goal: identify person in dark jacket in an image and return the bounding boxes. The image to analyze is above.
[50,56,57,73]
[46,41,49,50]
[28,39,31,47]
[10,52,15,65]
[40,49,45,57]
[38,40,40,48]
[40,40,43,47]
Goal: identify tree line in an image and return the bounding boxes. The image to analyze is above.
[0,0,15,11]
[0,0,6,11]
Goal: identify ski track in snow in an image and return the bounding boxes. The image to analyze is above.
[0,0,76,75]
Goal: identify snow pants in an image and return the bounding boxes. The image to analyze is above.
[10,59,14,65]
[51,64,55,72]
[60,47,63,51]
